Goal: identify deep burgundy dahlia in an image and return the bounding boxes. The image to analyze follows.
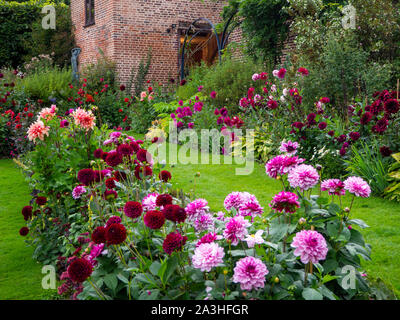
[124,201,143,219]
[105,151,123,167]
[373,118,388,133]
[130,141,140,153]
[328,130,335,137]
[380,146,393,157]
[105,177,117,189]
[67,258,93,283]
[143,210,165,229]
[349,132,360,141]
[117,144,134,157]
[136,149,151,163]
[77,168,95,186]
[156,194,173,207]
[105,223,127,245]
[384,99,399,114]
[134,165,153,180]
[360,112,373,125]
[93,148,103,159]
[19,226,29,236]
[36,196,47,206]
[159,170,172,182]
[22,206,32,221]
[163,204,187,224]
[101,152,109,161]
[91,226,107,244]
[162,231,187,255]
[106,216,122,227]
[318,122,327,130]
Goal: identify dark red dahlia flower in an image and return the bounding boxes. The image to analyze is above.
[162,231,187,255]
[105,151,123,167]
[384,99,399,114]
[162,204,181,222]
[105,223,127,245]
[93,148,103,159]
[136,149,152,163]
[117,144,134,157]
[91,226,107,244]
[77,168,95,186]
[159,170,172,182]
[19,226,29,236]
[106,216,122,227]
[22,206,32,221]
[36,196,47,206]
[318,122,327,130]
[124,201,143,219]
[130,141,140,153]
[156,194,173,207]
[373,118,388,133]
[380,146,393,157]
[349,132,360,141]
[134,165,153,180]
[360,112,373,125]
[328,130,335,137]
[267,100,278,110]
[105,177,117,189]
[143,210,165,229]
[67,258,93,283]
[101,152,109,161]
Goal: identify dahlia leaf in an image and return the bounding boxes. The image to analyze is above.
[302,288,323,300]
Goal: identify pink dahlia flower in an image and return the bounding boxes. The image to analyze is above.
[185,199,209,220]
[38,105,57,121]
[233,256,269,291]
[291,230,328,264]
[223,192,262,218]
[196,232,223,247]
[269,191,300,213]
[288,164,319,191]
[239,198,264,218]
[72,185,87,199]
[321,179,345,196]
[27,120,50,142]
[194,214,215,233]
[343,176,371,198]
[192,242,225,272]
[142,193,159,211]
[265,155,304,179]
[279,140,299,155]
[223,216,250,246]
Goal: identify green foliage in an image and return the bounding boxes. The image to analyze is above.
[81,51,117,91]
[177,56,266,112]
[128,48,152,97]
[223,0,290,64]
[17,66,72,102]
[345,142,390,197]
[0,1,71,68]
[384,153,400,202]
[127,99,157,134]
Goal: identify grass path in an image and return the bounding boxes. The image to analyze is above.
[0,159,48,299]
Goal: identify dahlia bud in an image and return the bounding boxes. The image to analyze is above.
[90,160,96,166]
[299,217,306,225]
[274,277,280,283]
[195,172,201,177]
[316,164,322,171]
[223,269,228,275]
[344,207,350,213]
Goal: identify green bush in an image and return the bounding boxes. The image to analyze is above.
[177,56,266,113]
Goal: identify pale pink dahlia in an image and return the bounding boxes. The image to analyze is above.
[279,140,299,155]
[321,179,345,196]
[38,105,57,121]
[194,214,215,233]
[223,216,250,246]
[269,191,300,213]
[343,176,371,198]
[27,120,50,142]
[232,256,269,291]
[185,199,209,220]
[291,230,328,264]
[192,242,225,272]
[142,193,159,211]
[71,108,96,131]
[223,191,258,212]
[288,164,319,191]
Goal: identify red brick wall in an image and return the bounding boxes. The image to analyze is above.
[71,0,241,87]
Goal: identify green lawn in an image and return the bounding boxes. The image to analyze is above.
[0,159,50,299]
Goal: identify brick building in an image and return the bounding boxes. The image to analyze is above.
[70,0,243,85]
